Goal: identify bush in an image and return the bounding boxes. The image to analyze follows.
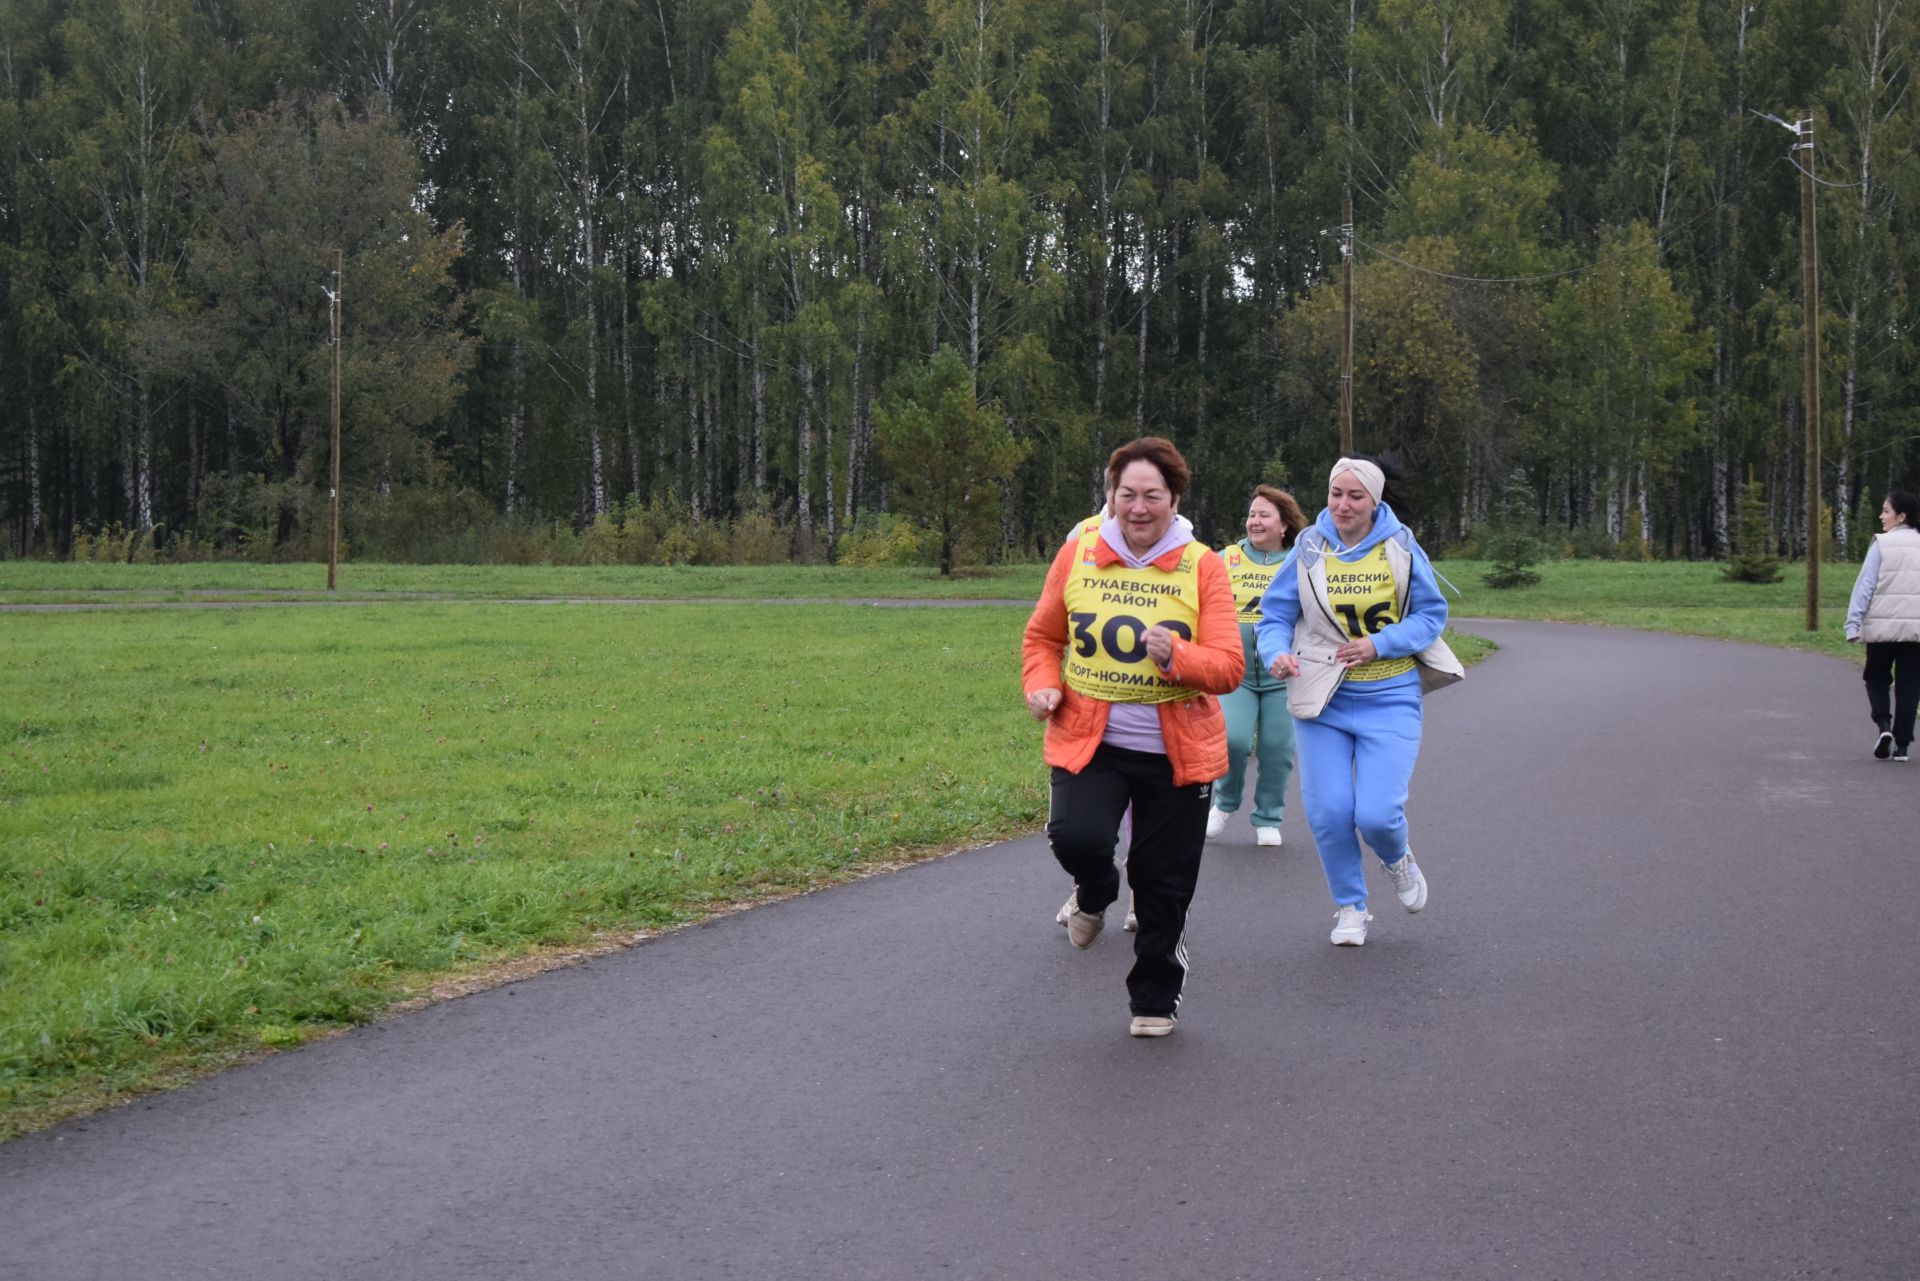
[730,506,792,564]
[348,483,498,562]
[837,512,935,567]
[71,522,137,563]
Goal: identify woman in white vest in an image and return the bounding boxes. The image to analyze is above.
[1255,455,1462,946]
[1022,437,1244,1036]
[1845,490,1920,762]
[1207,485,1309,845]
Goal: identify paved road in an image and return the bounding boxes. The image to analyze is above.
[3,621,1913,1280]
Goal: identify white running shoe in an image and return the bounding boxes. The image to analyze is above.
[1205,805,1229,838]
[1384,851,1427,912]
[1330,904,1373,945]
[1058,891,1104,948]
[1254,826,1282,847]
[1129,1016,1176,1038]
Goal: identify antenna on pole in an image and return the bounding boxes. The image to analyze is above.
[1755,108,1821,630]
[1340,194,1354,457]
[324,251,343,592]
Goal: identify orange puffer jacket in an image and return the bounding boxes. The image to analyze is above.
[1022,532,1245,785]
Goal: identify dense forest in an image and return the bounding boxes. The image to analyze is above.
[1,0,1915,564]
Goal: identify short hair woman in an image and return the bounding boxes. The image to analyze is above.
[1021,438,1244,1036]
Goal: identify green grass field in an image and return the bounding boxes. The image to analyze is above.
[1,601,1049,1137]
[0,554,1860,1137]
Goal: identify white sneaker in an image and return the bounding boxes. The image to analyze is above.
[1254,826,1282,847]
[1058,891,1104,948]
[1383,851,1427,912]
[1330,904,1372,945]
[1129,1016,1176,1038]
[1123,892,1138,932]
[1204,805,1229,838]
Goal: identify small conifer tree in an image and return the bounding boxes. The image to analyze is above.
[1722,473,1782,583]
[1482,468,1545,589]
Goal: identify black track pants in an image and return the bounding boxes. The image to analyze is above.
[1047,743,1210,1019]
[1863,641,1920,748]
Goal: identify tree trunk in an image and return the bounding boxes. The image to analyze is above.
[796,357,814,559]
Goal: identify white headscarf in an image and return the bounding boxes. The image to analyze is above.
[1330,457,1385,506]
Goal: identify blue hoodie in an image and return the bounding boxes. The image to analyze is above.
[1254,503,1449,675]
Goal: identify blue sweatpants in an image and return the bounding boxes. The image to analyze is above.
[1292,674,1423,909]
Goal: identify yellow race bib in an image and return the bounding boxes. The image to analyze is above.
[1060,528,1204,704]
[1222,545,1280,623]
[1322,544,1416,682]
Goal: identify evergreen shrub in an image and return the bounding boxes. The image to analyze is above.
[1481,468,1546,589]
[1722,475,1781,583]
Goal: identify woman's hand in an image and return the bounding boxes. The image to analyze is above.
[1335,636,1378,667]
[1268,653,1300,680]
[1026,687,1062,721]
[1143,624,1176,667]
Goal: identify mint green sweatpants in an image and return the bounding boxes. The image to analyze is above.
[1213,680,1295,828]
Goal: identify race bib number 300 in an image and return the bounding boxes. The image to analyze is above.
[1059,533,1204,704]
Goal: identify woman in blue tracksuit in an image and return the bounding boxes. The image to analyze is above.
[1255,455,1458,946]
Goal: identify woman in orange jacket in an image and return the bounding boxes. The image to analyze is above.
[1022,437,1244,1037]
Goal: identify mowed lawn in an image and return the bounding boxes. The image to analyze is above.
[0,601,1046,1136]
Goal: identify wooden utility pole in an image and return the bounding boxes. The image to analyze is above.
[1339,0,1356,458]
[1796,119,1820,631]
[327,249,342,592]
[1340,191,1355,456]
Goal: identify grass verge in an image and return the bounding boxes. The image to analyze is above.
[1433,558,1860,658]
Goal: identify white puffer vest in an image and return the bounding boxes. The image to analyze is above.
[1862,527,1920,643]
[1285,532,1463,720]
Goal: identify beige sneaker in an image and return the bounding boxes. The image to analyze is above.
[1130,1016,1176,1038]
[1058,891,1105,948]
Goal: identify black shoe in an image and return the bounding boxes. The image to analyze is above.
[1896,745,1911,763]
[1875,731,1895,760]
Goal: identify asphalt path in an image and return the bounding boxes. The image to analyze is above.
[2,620,1914,1280]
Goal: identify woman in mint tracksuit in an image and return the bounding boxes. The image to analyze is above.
[1256,455,1460,947]
[1208,485,1308,845]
